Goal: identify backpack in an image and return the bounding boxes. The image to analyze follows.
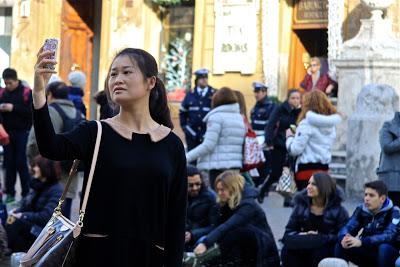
[50,103,85,172]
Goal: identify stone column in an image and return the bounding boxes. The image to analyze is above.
[261,0,279,96]
[333,3,400,151]
[346,84,399,198]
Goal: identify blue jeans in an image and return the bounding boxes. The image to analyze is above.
[334,242,398,267]
[3,130,31,197]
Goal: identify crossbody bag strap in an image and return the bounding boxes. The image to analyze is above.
[77,120,102,226]
[54,121,102,219]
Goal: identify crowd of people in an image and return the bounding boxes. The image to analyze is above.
[0,45,398,267]
[179,66,400,267]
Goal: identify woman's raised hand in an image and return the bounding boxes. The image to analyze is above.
[33,46,57,108]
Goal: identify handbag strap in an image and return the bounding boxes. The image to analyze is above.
[54,120,102,228]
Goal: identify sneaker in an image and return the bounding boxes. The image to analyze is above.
[5,196,15,204]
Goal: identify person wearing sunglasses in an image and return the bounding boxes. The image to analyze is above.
[300,57,336,95]
[185,165,218,251]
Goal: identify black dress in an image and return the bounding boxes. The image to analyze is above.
[33,104,187,267]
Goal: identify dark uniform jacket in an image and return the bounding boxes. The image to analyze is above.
[179,86,215,147]
[186,188,218,242]
[338,198,400,247]
[250,96,276,136]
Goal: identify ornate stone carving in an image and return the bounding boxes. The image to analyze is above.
[261,0,279,96]
[328,0,345,81]
[341,0,400,60]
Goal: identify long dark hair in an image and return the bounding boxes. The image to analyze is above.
[105,48,173,129]
[312,172,336,206]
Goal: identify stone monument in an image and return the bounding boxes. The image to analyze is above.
[346,84,399,198]
[333,0,400,151]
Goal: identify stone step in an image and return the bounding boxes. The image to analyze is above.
[329,162,346,170]
[331,173,347,180]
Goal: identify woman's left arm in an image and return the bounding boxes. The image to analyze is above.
[165,142,187,267]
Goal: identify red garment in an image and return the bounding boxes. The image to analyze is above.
[300,73,334,93]
[295,169,328,181]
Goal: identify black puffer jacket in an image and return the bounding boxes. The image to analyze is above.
[16,179,63,236]
[204,186,280,267]
[284,187,349,244]
[265,100,301,149]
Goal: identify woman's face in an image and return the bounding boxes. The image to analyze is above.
[216,182,230,202]
[32,165,42,179]
[307,176,319,198]
[310,60,320,74]
[108,55,155,105]
[288,92,301,108]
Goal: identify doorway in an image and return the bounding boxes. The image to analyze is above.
[288,28,328,91]
[60,0,101,118]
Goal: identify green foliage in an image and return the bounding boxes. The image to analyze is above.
[269,96,282,104]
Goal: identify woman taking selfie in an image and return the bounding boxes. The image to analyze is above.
[32,46,187,266]
[281,172,349,267]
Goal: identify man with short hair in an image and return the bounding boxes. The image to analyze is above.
[179,69,215,152]
[335,180,400,267]
[185,165,218,251]
[27,81,83,218]
[0,68,32,203]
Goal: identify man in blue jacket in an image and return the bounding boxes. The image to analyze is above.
[335,180,400,267]
[185,165,218,251]
[179,69,215,152]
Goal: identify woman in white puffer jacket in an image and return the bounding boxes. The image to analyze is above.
[286,90,341,190]
[186,87,246,189]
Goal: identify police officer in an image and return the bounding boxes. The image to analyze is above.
[179,68,215,152]
[250,82,276,185]
[250,82,276,137]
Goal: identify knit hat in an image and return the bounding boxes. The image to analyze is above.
[48,74,62,85]
[68,70,86,88]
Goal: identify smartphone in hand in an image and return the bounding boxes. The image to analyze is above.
[43,38,58,70]
[289,124,297,134]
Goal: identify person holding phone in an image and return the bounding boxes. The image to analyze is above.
[32,44,187,266]
[0,68,32,203]
[258,89,301,205]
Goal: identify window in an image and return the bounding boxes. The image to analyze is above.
[160,4,195,102]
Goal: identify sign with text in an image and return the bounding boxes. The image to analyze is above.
[294,0,328,25]
[213,0,259,74]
